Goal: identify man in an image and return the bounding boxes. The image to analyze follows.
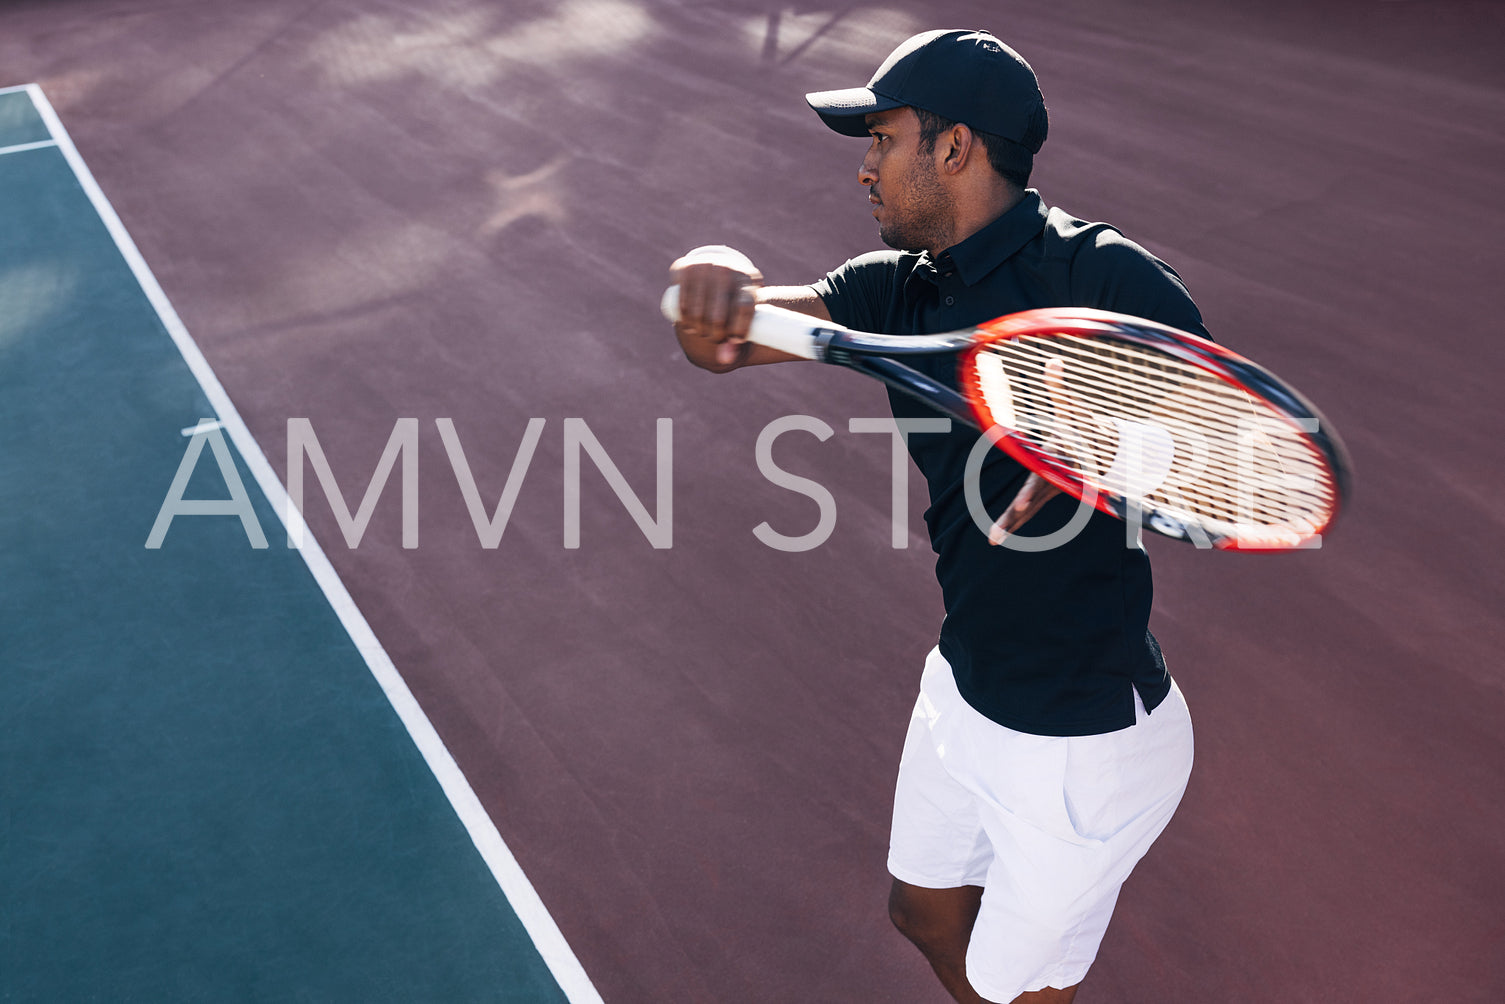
[670,29,1199,1004]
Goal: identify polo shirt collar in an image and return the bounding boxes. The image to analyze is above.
[922,189,1049,286]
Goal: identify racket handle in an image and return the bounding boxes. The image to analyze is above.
[660,286,823,361]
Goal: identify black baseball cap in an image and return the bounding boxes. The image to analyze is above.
[804,29,1048,153]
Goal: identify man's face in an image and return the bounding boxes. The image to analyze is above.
[860,107,954,253]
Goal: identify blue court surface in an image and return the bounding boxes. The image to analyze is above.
[0,85,598,1002]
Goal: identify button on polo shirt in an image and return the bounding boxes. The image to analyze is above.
[812,190,1208,736]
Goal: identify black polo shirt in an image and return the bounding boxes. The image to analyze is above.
[811,190,1208,736]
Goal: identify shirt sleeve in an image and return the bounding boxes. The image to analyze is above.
[1068,229,1211,340]
[809,251,900,333]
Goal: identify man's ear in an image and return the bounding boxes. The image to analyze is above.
[940,124,974,174]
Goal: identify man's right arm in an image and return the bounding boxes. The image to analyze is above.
[669,245,830,373]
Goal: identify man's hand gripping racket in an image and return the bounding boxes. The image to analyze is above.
[663,285,1352,551]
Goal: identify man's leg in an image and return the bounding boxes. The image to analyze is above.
[888,879,1080,1004]
[888,881,983,1002]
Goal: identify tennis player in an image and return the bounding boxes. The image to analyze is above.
[670,30,1199,1003]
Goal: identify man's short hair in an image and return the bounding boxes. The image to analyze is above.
[915,108,1033,190]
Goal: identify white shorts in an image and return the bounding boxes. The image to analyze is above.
[888,648,1194,1003]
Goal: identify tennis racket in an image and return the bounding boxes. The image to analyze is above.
[662,287,1351,551]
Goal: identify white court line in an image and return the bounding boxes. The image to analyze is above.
[0,82,35,95]
[22,84,604,1004]
[0,139,58,157]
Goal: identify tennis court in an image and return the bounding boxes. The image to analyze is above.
[3,1,1503,1001]
[0,85,593,1002]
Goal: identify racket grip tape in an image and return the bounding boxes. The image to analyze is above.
[660,286,823,361]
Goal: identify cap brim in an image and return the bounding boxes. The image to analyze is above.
[804,87,902,137]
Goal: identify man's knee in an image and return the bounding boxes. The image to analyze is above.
[887,878,983,948]
[887,882,920,939]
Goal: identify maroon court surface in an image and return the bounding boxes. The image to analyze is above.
[5,1,1503,1000]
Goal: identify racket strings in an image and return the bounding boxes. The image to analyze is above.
[1044,337,1294,420]
[1021,362,1330,502]
[993,355,1325,483]
[979,342,1317,485]
[972,335,1335,531]
[1003,344,1326,527]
